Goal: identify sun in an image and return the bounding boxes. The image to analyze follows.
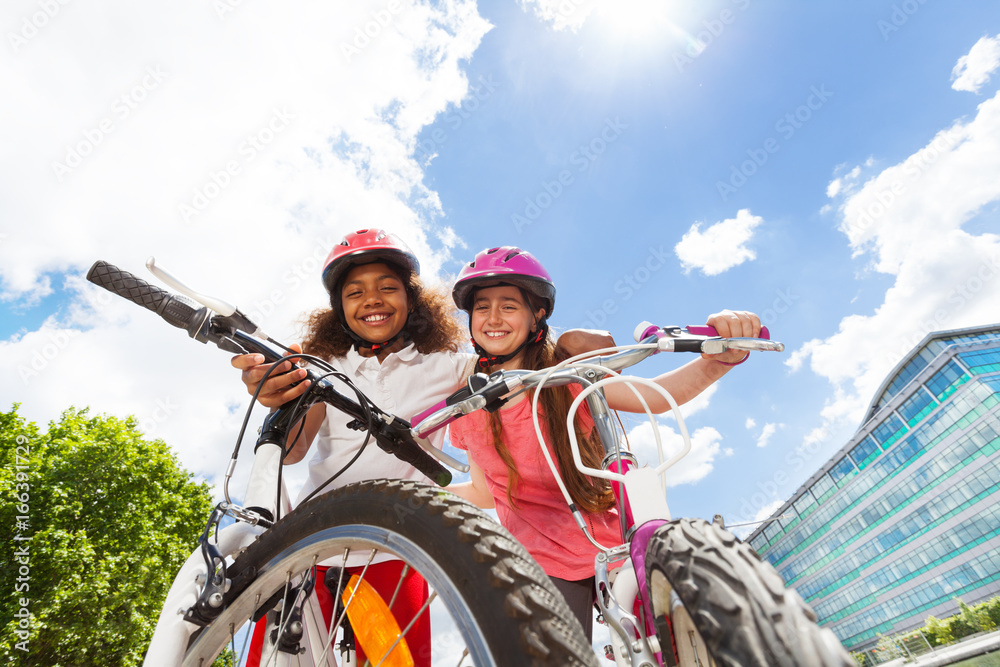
[589,0,687,43]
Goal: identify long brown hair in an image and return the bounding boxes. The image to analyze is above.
[485,290,615,514]
[302,263,465,359]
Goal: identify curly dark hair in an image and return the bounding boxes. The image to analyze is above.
[301,262,466,359]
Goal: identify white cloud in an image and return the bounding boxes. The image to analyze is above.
[674,209,763,276]
[744,417,756,429]
[0,1,492,494]
[730,499,784,539]
[755,422,782,449]
[952,34,1000,93]
[795,89,1000,448]
[662,382,717,422]
[518,0,600,32]
[626,419,724,487]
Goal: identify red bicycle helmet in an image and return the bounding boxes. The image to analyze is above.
[452,246,556,316]
[321,229,420,294]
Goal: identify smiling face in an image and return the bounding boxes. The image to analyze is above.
[339,262,409,345]
[470,285,546,368]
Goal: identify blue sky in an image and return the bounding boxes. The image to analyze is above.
[3,0,1000,534]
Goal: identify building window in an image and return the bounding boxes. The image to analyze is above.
[872,413,907,448]
[849,436,882,469]
[959,349,1000,375]
[830,456,856,486]
[899,387,937,426]
[927,359,968,400]
[810,474,836,503]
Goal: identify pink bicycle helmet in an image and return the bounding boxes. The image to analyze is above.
[452,246,556,316]
[321,229,420,294]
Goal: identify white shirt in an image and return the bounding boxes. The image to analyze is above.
[297,343,475,505]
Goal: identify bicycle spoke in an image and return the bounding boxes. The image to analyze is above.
[385,563,409,611]
[262,572,294,667]
[319,548,380,667]
[316,552,349,667]
[179,481,599,667]
[233,592,260,665]
[371,590,436,667]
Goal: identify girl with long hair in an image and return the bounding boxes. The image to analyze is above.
[446,246,761,638]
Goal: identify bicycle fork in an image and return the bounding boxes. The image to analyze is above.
[143,440,286,666]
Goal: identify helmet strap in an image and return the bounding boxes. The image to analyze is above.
[339,317,410,354]
[473,320,548,371]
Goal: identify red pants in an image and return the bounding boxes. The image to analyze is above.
[246,560,431,666]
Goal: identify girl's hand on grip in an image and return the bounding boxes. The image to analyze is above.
[703,310,761,366]
[231,342,310,408]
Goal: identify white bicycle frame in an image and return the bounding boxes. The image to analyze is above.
[521,335,759,667]
[144,443,293,665]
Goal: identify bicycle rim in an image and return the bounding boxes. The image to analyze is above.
[181,479,599,667]
[644,518,854,667]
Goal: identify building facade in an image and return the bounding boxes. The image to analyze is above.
[747,324,1000,651]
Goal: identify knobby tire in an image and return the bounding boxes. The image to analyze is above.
[644,518,854,667]
[183,479,599,667]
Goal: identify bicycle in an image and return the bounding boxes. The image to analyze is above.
[86,259,600,667]
[409,323,857,667]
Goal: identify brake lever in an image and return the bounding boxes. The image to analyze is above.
[146,257,268,340]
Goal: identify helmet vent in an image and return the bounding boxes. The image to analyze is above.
[503,250,521,262]
[486,247,500,254]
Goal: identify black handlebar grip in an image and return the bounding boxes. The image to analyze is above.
[406,446,452,487]
[673,339,705,353]
[87,260,198,330]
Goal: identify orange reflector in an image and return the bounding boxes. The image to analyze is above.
[342,574,414,667]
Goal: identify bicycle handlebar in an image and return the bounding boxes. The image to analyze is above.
[86,260,452,486]
[410,323,784,439]
[88,260,209,334]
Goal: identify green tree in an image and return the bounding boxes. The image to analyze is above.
[0,405,215,666]
[923,615,951,647]
[986,596,1000,628]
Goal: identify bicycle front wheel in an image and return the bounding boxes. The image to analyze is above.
[182,479,599,667]
[644,518,854,667]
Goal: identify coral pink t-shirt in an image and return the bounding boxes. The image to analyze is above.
[449,391,622,580]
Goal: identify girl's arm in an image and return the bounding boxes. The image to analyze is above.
[555,328,616,361]
[446,453,495,509]
[231,342,323,462]
[604,309,761,413]
[282,403,327,464]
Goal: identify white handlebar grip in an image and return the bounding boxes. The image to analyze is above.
[634,321,656,343]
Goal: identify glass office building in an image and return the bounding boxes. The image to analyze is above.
[747,324,1000,651]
